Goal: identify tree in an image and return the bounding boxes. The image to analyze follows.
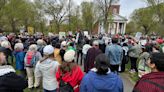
[0,0,43,33]
[131,8,156,34]
[44,0,74,33]
[81,2,94,34]
[95,0,114,33]
[146,0,164,34]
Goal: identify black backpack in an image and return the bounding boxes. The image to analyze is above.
[59,76,74,92]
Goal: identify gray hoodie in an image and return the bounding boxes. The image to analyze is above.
[35,59,59,90]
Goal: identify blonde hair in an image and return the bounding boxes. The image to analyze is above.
[29,44,38,51]
[37,39,45,45]
[1,41,11,48]
[14,43,24,51]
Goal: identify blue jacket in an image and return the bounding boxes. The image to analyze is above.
[105,44,123,65]
[80,71,123,92]
[14,51,26,70]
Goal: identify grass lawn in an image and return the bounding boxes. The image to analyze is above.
[125,59,139,83]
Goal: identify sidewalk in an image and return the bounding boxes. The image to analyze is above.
[120,73,135,92]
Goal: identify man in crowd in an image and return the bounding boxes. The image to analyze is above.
[133,53,164,92]
[85,40,102,73]
[105,37,123,73]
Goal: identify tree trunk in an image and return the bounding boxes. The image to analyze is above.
[11,18,16,34]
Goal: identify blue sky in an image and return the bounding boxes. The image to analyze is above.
[120,0,147,18]
[74,0,147,19]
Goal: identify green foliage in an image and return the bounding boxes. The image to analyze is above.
[0,0,46,33]
[81,2,94,33]
[130,1,164,35]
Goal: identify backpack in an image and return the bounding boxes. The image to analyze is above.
[25,51,36,67]
[59,76,74,92]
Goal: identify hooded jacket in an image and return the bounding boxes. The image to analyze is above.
[133,72,164,92]
[14,51,26,70]
[0,65,27,92]
[56,65,84,92]
[80,70,123,92]
[35,59,59,90]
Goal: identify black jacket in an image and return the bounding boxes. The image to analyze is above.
[0,65,27,92]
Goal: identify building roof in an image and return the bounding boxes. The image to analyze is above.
[99,14,128,23]
[110,14,128,22]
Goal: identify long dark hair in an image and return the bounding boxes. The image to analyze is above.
[95,54,110,75]
[59,60,77,74]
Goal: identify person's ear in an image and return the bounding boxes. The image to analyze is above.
[149,63,156,69]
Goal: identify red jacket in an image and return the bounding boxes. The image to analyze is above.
[56,66,84,92]
[133,72,164,92]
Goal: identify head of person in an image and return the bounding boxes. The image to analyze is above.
[55,43,61,49]
[112,37,118,44]
[95,54,110,75]
[0,47,7,66]
[14,43,24,51]
[1,40,11,49]
[61,41,67,49]
[37,39,45,46]
[28,44,38,52]
[40,45,54,63]
[147,53,164,72]
[60,50,76,73]
[92,40,99,48]
[52,40,57,48]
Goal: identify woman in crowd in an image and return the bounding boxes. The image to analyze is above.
[14,42,26,77]
[37,39,46,57]
[1,40,13,64]
[56,50,84,92]
[60,41,67,62]
[138,46,151,78]
[0,47,27,92]
[35,45,59,92]
[54,43,62,64]
[24,44,42,89]
[80,54,123,92]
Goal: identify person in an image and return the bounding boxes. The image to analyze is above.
[37,39,46,57]
[60,41,67,62]
[120,43,129,72]
[138,46,151,78]
[128,41,142,73]
[85,40,102,73]
[35,45,59,92]
[80,54,123,92]
[56,50,84,92]
[105,38,123,73]
[133,53,164,92]
[1,40,13,64]
[54,43,62,64]
[0,47,27,92]
[82,39,91,66]
[14,42,26,77]
[24,44,42,89]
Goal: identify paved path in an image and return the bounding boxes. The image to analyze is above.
[120,73,135,92]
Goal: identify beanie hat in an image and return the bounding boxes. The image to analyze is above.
[43,45,54,55]
[64,50,75,62]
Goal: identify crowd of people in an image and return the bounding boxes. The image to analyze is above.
[0,30,164,92]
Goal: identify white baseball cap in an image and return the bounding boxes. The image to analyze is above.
[43,45,54,55]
